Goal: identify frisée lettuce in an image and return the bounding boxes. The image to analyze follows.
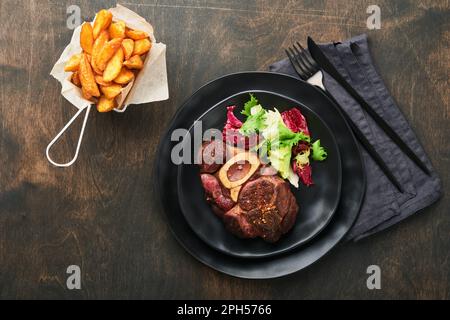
[239,104,310,187]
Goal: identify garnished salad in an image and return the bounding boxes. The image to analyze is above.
[222,94,328,188]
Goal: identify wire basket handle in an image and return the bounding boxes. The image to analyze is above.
[46,105,92,168]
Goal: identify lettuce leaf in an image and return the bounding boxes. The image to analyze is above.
[311,140,328,161]
[238,98,314,187]
[239,105,266,136]
[295,148,311,166]
[260,109,310,181]
[241,94,259,117]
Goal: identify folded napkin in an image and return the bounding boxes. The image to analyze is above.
[270,34,442,241]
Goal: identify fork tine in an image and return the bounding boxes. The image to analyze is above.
[285,49,302,79]
[285,48,308,80]
[292,45,315,77]
[293,43,316,75]
[296,41,318,69]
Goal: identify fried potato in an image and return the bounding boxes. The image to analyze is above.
[114,68,134,85]
[71,71,81,87]
[95,75,113,87]
[97,96,116,113]
[96,38,123,71]
[123,55,143,70]
[133,38,152,56]
[100,84,123,99]
[109,21,126,39]
[121,39,134,60]
[82,86,93,100]
[91,30,110,74]
[103,48,124,82]
[80,22,94,54]
[79,53,100,97]
[64,53,82,72]
[93,9,113,39]
[125,28,149,40]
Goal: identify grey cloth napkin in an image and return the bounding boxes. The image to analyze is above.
[269,34,442,241]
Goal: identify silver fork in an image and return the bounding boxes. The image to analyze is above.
[285,42,404,193]
[285,42,325,91]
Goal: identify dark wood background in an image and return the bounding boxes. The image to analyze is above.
[0,0,448,300]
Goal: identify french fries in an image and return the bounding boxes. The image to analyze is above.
[125,29,149,40]
[122,39,134,60]
[96,38,123,71]
[64,53,82,72]
[123,55,143,70]
[95,75,113,87]
[66,9,152,112]
[103,48,124,82]
[80,23,94,54]
[97,96,116,113]
[109,21,126,39]
[100,84,123,99]
[133,38,152,56]
[93,9,113,39]
[114,68,135,85]
[91,30,110,74]
[71,72,81,87]
[79,53,100,98]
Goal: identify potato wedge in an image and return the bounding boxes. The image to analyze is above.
[122,39,134,60]
[82,86,93,100]
[133,38,152,56]
[123,55,143,70]
[71,72,81,87]
[97,96,116,113]
[125,28,149,40]
[95,75,112,87]
[103,48,124,82]
[96,38,123,71]
[91,30,110,74]
[93,9,113,39]
[64,53,82,72]
[80,22,94,54]
[100,84,123,99]
[79,53,100,97]
[109,21,126,39]
[114,68,134,85]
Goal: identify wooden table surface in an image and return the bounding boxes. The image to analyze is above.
[0,0,449,300]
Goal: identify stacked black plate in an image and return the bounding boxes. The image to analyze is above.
[156,72,366,279]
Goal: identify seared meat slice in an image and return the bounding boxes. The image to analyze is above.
[198,140,227,174]
[200,174,235,216]
[223,176,299,242]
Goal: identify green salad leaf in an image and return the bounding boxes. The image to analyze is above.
[238,95,326,188]
[295,149,311,166]
[240,105,266,136]
[311,140,328,161]
[241,107,309,184]
[241,94,259,117]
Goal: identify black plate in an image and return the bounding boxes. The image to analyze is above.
[156,72,366,279]
[177,91,342,258]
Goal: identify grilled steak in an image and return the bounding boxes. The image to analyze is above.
[198,140,227,174]
[198,142,299,242]
[200,174,235,215]
[223,176,298,242]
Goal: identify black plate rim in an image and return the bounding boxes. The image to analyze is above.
[176,90,343,258]
[155,71,367,279]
